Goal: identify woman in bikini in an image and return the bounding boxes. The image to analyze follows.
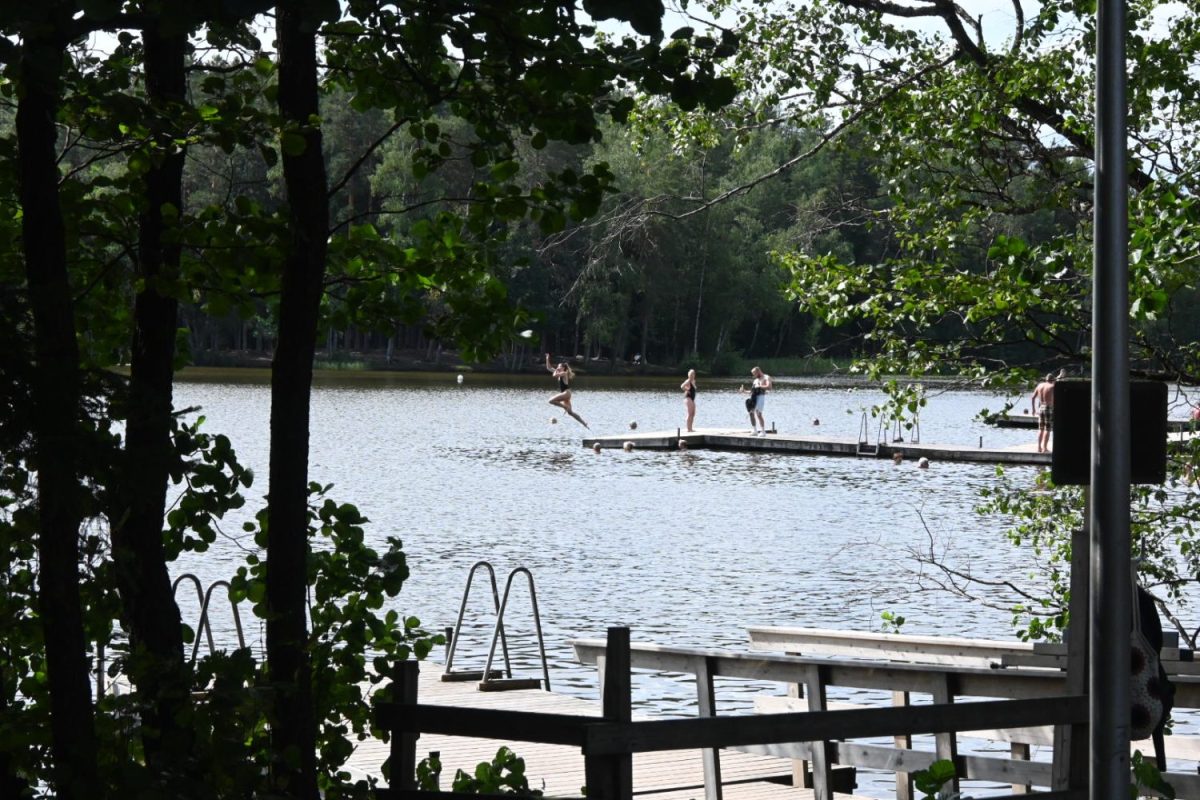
[546,353,588,428]
[680,369,697,432]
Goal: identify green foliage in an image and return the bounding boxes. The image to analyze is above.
[912,759,964,800]
[447,747,544,797]
[879,610,906,633]
[1131,750,1176,799]
[228,480,440,798]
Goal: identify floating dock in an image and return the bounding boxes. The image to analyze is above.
[582,427,1051,467]
[986,412,1197,432]
[346,664,869,800]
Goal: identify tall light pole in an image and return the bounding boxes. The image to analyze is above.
[1090,0,1131,789]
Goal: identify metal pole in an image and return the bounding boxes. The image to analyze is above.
[1090,0,1131,789]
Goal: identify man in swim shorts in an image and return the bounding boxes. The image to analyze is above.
[1031,372,1057,453]
[740,366,772,435]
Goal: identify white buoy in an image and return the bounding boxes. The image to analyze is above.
[456,374,464,384]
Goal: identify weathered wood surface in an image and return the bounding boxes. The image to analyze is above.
[350,666,873,799]
[986,412,1196,432]
[747,626,1036,667]
[573,636,1200,796]
[580,428,1050,466]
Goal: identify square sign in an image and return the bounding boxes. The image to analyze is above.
[1050,379,1167,485]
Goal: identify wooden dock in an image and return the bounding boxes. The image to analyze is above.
[986,412,1197,432]
[349,665,871,799]
[581,428,1051,467]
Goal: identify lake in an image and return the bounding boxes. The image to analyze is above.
[167,368,1088,795]
[169,369,1047,667]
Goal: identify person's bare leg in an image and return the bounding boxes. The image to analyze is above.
[756,410,766,433]
[562,400,588,428]
[685,399,695,432]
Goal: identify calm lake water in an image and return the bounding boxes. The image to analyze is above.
[165,368,1138,795]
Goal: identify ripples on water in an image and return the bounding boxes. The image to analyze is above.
[169,370,1194,796]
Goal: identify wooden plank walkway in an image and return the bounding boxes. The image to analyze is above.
[986,412,1197,432]
[347,665,872,799]
[581,427,1050,467]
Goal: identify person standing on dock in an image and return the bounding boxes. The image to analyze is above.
[740,366,772,436]
[546,353,588,428]
[1031,372,1057,453]
[681,369,698,432]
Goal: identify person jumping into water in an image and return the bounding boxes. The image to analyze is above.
[546,353,588,428]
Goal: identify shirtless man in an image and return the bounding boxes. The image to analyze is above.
[1031,372,1057,453]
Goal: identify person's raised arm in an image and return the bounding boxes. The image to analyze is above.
[545,353,554,373]
[762,374,773,390]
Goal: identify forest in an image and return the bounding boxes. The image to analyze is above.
[5,0,1200,798]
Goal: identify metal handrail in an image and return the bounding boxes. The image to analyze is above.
[444,561,513,678]
[171,573,247,665]
[190,580,246,664]
[483,567,551,692]
[857,411,877,455]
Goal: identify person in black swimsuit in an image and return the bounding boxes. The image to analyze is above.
[680,369,697,432]
[546,353,588,428]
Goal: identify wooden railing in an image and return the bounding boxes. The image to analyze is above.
[573,632,1200,799]
[375,627,1086,800]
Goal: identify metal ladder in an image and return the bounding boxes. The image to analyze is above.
[856,411,878,455]
[172,573,247,663]
[443,561,551,691]
[97,574,249,697]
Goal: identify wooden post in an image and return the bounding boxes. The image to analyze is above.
[1010,742,1031,794]
[1053,523,1090,791]
[695,656,723,800]
[788,682,810,787]
[803,665,834,800]
[893,690,913,800]
[932,674,959,794]
[585,627,633,800]
[390,659,419,791]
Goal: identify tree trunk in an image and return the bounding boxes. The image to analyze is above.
[114,20,191,772]
[17,34,99,800]
[267,5,327,798]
